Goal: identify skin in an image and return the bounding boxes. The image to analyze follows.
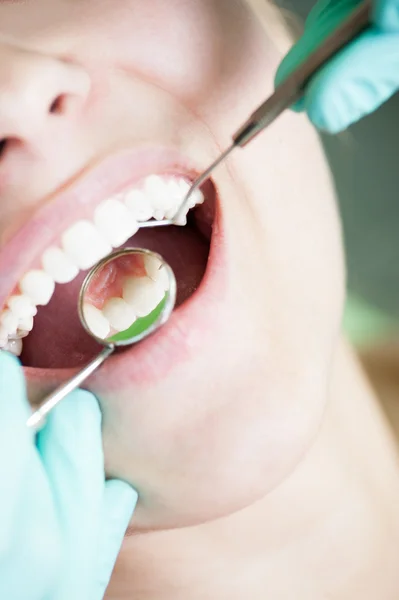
[0,1,399,598]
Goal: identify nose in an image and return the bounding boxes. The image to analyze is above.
[0,42,90,148]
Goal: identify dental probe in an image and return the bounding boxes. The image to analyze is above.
[139,0,371,227]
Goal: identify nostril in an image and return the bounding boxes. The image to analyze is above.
[0,139,7,159]
[49,94,67,115]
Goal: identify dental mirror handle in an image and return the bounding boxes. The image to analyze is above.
[233,0,371,147]
[26,344,115,429]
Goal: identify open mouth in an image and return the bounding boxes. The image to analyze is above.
[0,148,217,375]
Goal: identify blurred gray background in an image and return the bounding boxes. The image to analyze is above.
[275,0,399,324]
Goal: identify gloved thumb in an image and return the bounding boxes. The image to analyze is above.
[0,352,34,543]
[374,0,399,31]
[303,28,399,132]
[94,479,138,600]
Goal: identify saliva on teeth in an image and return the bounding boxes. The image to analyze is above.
[0,175,204,356]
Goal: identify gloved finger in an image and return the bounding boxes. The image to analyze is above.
[36,389,105,600]
[0,468,62,600]
[275,0,367,112]
[374,0,399,31]
[305,0,363,32]
[0,352,35,543]
[304,28,399,132]
[0,353,62,599]
[93,480,138,600]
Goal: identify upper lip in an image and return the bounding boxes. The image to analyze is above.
[0,146,203,308]
[0,145,227,399]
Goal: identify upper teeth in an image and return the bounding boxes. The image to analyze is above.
[0,174,204,356]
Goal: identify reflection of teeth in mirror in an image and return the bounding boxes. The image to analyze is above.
[0,174,203,350]
[123,276,165,317]
[144,254,162,280]
[156,266,170,292]
[83,303,111,339]
[102,298,137,333]
[144,255,170,291]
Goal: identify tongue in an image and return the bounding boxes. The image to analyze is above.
[22,225,210,369]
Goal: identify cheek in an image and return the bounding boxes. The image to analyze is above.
[102,382,326,531]
[232,110,345,351]
[100,115,344,531]
[101,301,333,532]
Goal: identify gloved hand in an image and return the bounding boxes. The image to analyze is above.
[275,0,399,133]
[0,351,137,600]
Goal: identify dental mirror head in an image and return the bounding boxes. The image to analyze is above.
[27,248,176,429]
[79,247,176,347]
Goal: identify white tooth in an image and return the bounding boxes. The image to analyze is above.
[157,266,171,292]
[176,179,204,209]
[163,179,184,219]
[83,303,110,339]
[18,315,34,332]
[7,294,37,318]
[4,338,23,357]
[123,276,165,317]
[0,309,19,335]
[62,221,112,270]
[153,209,165,221]
[143,175,172,221]
[124,189,154,222]
[144,254,163,280]
[174,213,187,226]
[0,326,9,347]
[19,270,55,306]
[190,186,205,207]
[144,175,165,206]
[174,178,195,208]
[94,198,139,248]
[9,330,29,340]
[102,297,136,332]
[144,255,170,291]
[177,178,190,194]
[42,246,79,284]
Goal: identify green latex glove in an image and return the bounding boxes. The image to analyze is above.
[0,351,137,600]
[275,0,399,132]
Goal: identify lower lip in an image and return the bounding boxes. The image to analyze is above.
[24,202,226,399]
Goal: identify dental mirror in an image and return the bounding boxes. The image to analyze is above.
[27,248,176,429]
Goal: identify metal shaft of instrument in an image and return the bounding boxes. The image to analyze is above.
[165,0,371,225]
[26,345,114,429]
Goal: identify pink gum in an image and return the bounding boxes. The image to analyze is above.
[85,255,147,309]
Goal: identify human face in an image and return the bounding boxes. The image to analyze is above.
[0,0,344,530]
